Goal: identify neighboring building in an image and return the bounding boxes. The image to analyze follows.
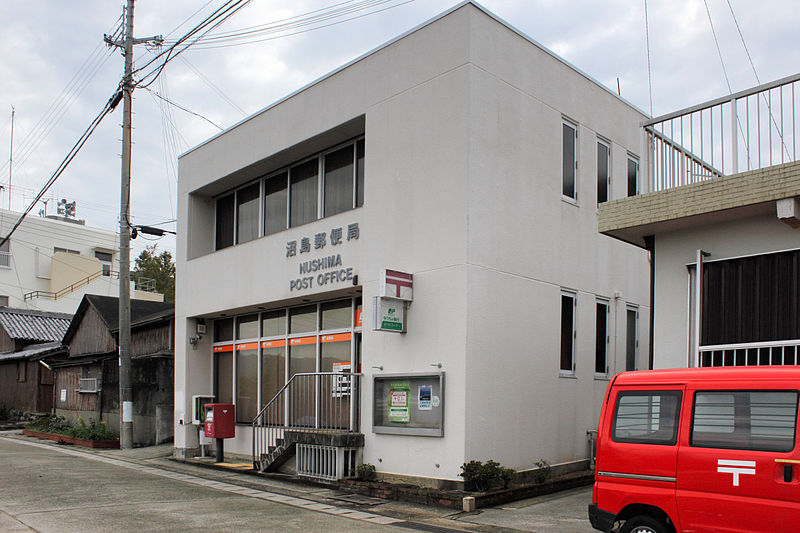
[175,2,650,486]
[0,208,163,314]
[0,307,71,413]
[46,294,174,446]
[599,75,800,370]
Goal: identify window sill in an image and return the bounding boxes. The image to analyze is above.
[561,196,579,207]
[559,371,577,379]
[594,373,611,381]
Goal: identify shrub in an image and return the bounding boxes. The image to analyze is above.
[532,459,551,484]
[460,459,516,491]
[0,404,9,420]
[26,415,117,440]
[355,463,377,481]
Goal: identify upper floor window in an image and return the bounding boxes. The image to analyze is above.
[0,239,10,268]
[562,121,578,201]
[627,155,639,197]
[54,247,80,255]
[95,251,113,276]
[215,137,364,251]
[560,290,576,374]
[597,139,610,204]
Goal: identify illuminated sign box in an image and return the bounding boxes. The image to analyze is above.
[373,296,406,333]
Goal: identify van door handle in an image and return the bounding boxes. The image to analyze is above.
[785,464,793,483]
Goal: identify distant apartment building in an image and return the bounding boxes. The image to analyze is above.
[0,208,163,314]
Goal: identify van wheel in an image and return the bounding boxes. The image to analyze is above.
[620,515,669,533]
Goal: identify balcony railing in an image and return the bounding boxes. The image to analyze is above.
[24,269,119,301]
[698,339,800,367]
[0,251,10,268]
[645,73,800,192]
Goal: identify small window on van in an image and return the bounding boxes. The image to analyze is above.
[612,391,682,445]
[691,390,798,452]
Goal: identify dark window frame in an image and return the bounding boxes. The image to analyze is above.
[213,136,364,250]
[597,139,610,204]
[562,121,578,201]
[611,390,683,446]
[690,389,799,452]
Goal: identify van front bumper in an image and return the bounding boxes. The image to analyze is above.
[588,503,615,532]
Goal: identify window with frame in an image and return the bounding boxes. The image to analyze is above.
[212,297,362,426]
[214,137,364,250]
[612,391,682,445]
[560,291,576,373]
[54,247,80,255]
[562,122,578,200]
[595,299,609,375]
[626,306,638,371]
[0,239,10,268]
[597,140,610,204]
[95,251,113,276]
[627,155,639,197]
[691,390,798,452]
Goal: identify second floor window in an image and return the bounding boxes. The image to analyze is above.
[597,140,610,204]
[562,121,578,201]
[215,137,364,251]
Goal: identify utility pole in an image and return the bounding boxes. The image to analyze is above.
[105,0,162,449]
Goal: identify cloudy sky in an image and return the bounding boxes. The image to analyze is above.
[0,0,797,258]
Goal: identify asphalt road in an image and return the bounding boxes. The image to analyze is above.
[0,433,596,533]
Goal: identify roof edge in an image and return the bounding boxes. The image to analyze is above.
[179,1,648,160]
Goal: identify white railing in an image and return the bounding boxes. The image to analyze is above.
[645,73,800,192]
[698,339,800,367]
[0,251,10,268]
[252,372,361,473]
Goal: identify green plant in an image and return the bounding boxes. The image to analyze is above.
[0,404,9,420]
[26,415,117,440]
[355,463,377,481]
[532,459,551,484]
[460,459,516,491]
[500,466,516,488]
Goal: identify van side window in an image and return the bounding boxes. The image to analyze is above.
[691,390,798,452]
[612,391,682,445]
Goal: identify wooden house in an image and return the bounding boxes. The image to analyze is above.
[0,308,71,414]
[47,294,174,446]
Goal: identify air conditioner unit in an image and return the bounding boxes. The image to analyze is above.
[78,378,101,393]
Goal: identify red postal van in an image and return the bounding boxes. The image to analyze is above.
[589,367,800,533]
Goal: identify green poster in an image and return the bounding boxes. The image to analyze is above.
[388,381,411,423]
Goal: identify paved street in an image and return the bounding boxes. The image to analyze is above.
[0,432,595,532]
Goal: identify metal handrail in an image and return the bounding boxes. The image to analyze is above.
[252,371,361,471]
[644,73,800,192]
[23,269,120,301]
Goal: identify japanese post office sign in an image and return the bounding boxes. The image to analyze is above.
[379,269,413,301]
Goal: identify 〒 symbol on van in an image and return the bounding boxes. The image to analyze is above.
[717,459,756,486]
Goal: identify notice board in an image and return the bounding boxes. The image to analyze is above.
[372,372,444,436]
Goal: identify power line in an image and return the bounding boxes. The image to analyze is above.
[644,0,653,116]
[0,90,122,250]
[143,87,224,130]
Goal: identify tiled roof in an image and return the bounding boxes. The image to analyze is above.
[0,342,65,362]
[0,308,72,342]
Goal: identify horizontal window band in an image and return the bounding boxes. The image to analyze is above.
[597,471,676,483]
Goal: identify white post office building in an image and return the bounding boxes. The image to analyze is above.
[175,2,650,486]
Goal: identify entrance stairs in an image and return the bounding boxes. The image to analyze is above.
[253,372,363,480]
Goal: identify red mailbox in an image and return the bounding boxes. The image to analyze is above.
[204,403,235,439]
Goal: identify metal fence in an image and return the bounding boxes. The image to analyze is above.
[698,339,800,367]
[645,73,800,192]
